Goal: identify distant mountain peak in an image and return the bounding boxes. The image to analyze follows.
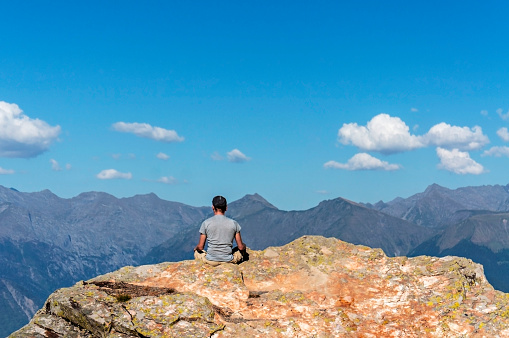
[225,194,278,219]
[235,193,278,209]
[37,189,60,197]
[129,192,161,201]
[318,196,362,208]
[74,191,116,201]
[424,183,448,194]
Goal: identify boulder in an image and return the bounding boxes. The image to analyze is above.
[10,236,509,337]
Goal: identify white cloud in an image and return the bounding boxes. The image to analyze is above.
[112,122,184,143]
[482,146,509,158]
[227,149,251,163]
[497,108,509,121]
[158,176,177,184]
[51,160,71,171]
[480,110,488,116]
[338,114,424,154]
[324,153,401,171]
[212,149,251,162]
[50,159,62,171]
[0,101,61,158]
[156,152,170,160]
[211,152,224,161]
[96,169,132,180]
[423,123,489,150]
[497,127,509,142]
[436,148,485,175]
[0,166,14,175]
[338,114,490,154]
[410,107,418,112]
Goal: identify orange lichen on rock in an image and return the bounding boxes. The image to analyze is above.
[11,235,509,337]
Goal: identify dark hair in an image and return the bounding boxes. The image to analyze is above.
[212,195,227,212]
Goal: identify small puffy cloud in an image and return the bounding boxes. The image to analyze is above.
[211,152,224,161]
[227,149,251,163]
[157,176,177,184]
[436,147,485,175]
[497,108,509,121]
[338,114,424,154]
[50,159,62,171]
[112,122,184,143]
[481,110,488,116]
[410,107,419,112]
[324,153,401,171]
[423,123,489,151]
[0,166,14,174]
[96,169,132,180]
[156,152,170,160]
[0,101,61,158]
[212,149,251,162]
[482,146,509,158]
[497,127,509,142]
[50,159,70,171]
[112,153,122,160]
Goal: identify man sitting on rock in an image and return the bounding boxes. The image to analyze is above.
[194,195,246,266]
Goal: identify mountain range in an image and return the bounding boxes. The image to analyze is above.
[143,194,434,263]
[365,183,509,228]
[2,183,509,335]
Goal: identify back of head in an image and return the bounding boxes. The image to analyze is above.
[212,195,227,213]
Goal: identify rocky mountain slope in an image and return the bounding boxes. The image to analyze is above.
[4,183,509,336]
[12,236,509,337]
[364,183,509,293]
[3,187,433,336]
[0,186,210,337]
[366,183,509,228]
[410,211,509,292]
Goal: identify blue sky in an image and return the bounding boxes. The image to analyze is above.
[1,1,509,210]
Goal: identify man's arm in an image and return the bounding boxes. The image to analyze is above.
[195,234,207,252]
[235,232,246,251]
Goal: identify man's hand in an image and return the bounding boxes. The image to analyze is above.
[235,232,246,251]
[195,234,207,252]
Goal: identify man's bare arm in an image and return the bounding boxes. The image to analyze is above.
[235,232,246,251]
[195,234,207,252]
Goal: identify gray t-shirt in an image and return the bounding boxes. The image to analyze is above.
[199,215,241,262]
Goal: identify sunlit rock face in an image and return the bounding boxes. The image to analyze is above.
[11,236,509,337]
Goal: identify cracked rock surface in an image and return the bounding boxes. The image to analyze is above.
[10,236,509,337]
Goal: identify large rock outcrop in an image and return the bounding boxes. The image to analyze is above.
[11,236,509,337]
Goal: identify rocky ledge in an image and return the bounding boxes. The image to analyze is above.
[10,236,509,337]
